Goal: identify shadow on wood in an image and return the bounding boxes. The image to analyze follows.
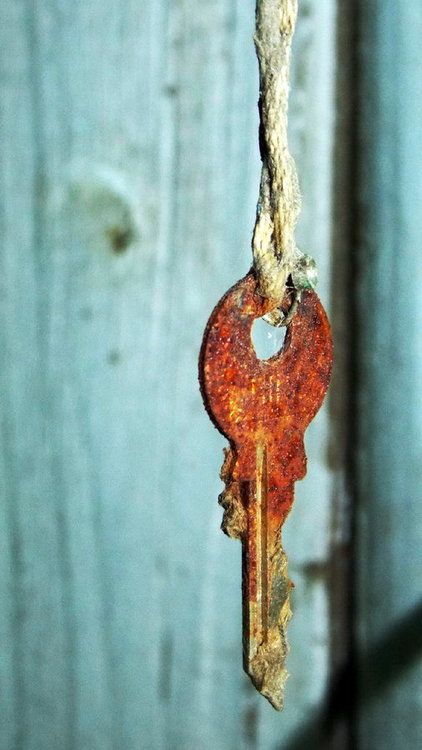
[282,601,422,750]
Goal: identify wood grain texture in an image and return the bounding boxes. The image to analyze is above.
[0,1,340,748]
[357,2,422,747]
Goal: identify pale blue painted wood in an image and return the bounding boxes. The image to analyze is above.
[357,2,422,747]
[0,2,341,749]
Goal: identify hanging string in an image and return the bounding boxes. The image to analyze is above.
[253,0,315,306]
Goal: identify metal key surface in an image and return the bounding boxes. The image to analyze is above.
[199,271,333,710]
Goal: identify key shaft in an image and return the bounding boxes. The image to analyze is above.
[242,442,293,710]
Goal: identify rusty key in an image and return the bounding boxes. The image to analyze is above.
[199,271,333,710]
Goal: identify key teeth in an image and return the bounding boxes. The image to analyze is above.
[218,483,246,539]
[219,448,247,540]
[219,446,236,483]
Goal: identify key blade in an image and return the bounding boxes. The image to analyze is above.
[242,442,293,711]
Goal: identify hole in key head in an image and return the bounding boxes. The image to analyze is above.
[251,317,286,360]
